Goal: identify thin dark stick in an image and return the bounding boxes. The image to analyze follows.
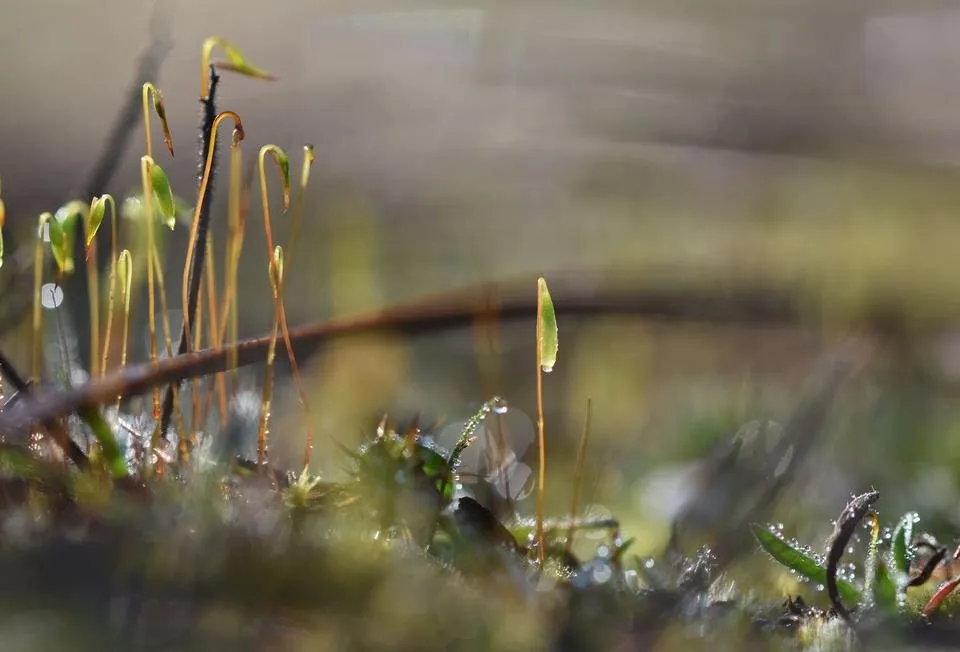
[0,280,869,440]
[0,348,89,470]
[158,66,220,441]
[909,546,948,588]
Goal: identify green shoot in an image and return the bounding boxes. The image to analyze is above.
[752,524,860,604]
[200,36,276,99]
[891,512,915,578]
[89,195,118,377]
[115,249,133,410]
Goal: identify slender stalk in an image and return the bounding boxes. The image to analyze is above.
[257,247,283,468]
[140,156,160,421]
[151,251,185,442]
[535,284,546,567]
[218,153,250,403]
[156,65,219,444]
[83,222,100,378]
[203,230,225,428]
[167,111,243,443]
[263,145,319,467]
[31,214,53,381]
[180,111,244,345]
[115,250,133,411]
[140,81,175,428]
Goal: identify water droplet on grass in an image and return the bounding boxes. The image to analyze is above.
[40,283,63,309]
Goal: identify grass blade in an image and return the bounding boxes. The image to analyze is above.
[891,513,914,576]
[874,561,898,612]
[752,524,860,604]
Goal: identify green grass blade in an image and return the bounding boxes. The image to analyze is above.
[860,513,881,612]
[76,405,128,480]
[752,524,860,604]
[891,513,914,576]
[874,561,898,612]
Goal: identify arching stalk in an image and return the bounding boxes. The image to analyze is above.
[140,82,175,426]
[259,144,319,467]
[181,111,244,352]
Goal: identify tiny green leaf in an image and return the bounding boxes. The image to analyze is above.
[148,162,177,228]
[48,201,86,276]
[891,513,914,576]
[86,196,106,249]
[117,249,133,294]
[300,144,316,191]
[537,277,558,373]
[214,41,276,81]
[76,405,127,480]
[752,524,860,604]
[269,245,284,290]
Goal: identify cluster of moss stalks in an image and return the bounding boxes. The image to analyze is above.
[3,34,960,652]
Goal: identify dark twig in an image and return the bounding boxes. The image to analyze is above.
[158,66,220,441]
[0,348,89,470]
[908,546,948,588]
[825,490,880,622]
[0,282,878,441]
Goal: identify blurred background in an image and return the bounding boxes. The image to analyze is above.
[4,0,960,592]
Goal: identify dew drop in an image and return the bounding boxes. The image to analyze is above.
[592,563,613,584]
[643,558,655,569]
[541,364,554,374]
[492,398,509,415]
[41,283,64,309]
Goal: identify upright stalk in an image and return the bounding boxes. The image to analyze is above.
[535,286,546,566]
